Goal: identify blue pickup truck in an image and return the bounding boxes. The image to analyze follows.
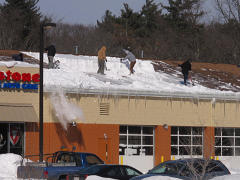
[17,151,104,180]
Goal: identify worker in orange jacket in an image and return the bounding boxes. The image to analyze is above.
[97,46,107,74]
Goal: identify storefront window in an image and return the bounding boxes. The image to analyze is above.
[0,123,24,156]
[119,126,154,156]
[215,128,240,156]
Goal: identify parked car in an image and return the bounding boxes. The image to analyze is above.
[17,151,104,180]
[130,158,230,180]
[67,164,143,180]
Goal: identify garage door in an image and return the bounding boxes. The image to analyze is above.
[119,125,154,173]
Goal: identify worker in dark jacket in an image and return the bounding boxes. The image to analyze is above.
[45,45,56,69]
[178,59,192,85]
[12,53,23,61]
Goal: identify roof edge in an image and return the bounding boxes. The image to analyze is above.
[44,87,240,101]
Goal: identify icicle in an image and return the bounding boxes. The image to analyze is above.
[224,100,226,117]
[211,98,216,109]
[144,96,147,108]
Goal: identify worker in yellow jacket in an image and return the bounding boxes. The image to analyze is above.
[97,46,107,74]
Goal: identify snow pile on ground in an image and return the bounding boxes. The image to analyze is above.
[212,174,240,180]
[0,153,22,179]
[20,52,240,98]
[0,153,240,180]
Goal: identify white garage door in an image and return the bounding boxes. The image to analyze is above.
[119,126,154,173]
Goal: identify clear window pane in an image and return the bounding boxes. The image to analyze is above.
[236,129,240,136]
[215,147,221,156]
[120,126,127,134]
[222,147,233,156]
[215,128,221,136]
[235,148,240,156]
[192,127,202,135]
[120,135,127,144]
[192,146,202,155]
[193,137,202,145]
[222,137,234,146]
[171,136,178,145]
[128,136,141,145]
[171,146,178,155]
[143,127,153,134]
[142,136,153,145]
[179,136,191,145]
[235,138,240,146]
[171,127,178,135]
[143,146,153,155]
[215,137,221,146]
[222,128,234,136]
[179,146,190,155]
[179,127,191,135]
[128,126,141,134]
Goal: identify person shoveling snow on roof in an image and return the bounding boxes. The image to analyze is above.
[178,58,193,85]
[45,44,56,69]
[97,46,107,75]
[121,47,136,74]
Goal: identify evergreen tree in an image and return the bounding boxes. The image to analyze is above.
[140,0,161,33]
[0,0,42,50]
[162,0,204,30]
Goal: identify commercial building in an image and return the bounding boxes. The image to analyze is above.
[0,53,240,172]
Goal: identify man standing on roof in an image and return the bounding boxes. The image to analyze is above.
[178,59,192,85]
[97,46,107,74]
[121,47,136,74]
[45,44,56,69]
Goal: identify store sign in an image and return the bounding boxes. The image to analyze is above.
[0,70,39,90]
[10,127,20,146]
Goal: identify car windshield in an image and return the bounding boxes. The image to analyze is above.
[149,162,184,175]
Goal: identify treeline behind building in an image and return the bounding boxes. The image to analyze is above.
[1,0,240,64]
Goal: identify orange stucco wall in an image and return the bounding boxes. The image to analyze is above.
[25,123,119,164]
[154,125,171,166]
[204,127,215,158]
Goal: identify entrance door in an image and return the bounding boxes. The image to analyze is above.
[0,123,24,155]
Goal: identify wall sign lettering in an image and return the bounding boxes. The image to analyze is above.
[0,70,39,90]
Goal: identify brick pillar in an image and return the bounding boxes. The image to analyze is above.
[204,127,215,159]
[154,125,171,166]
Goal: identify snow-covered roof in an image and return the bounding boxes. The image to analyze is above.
[1,52,240,100]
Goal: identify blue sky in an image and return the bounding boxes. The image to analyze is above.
[0,0,216,25]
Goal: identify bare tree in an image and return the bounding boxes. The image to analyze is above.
[215,0,240,22]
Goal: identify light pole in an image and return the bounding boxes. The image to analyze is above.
[39,22,56,162]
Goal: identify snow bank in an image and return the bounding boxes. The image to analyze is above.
[0,153,22,179]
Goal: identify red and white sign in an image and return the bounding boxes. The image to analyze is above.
[10,127,20,145]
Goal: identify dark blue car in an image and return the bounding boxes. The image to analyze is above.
[130,158,230,180]
[68,164,143,180]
